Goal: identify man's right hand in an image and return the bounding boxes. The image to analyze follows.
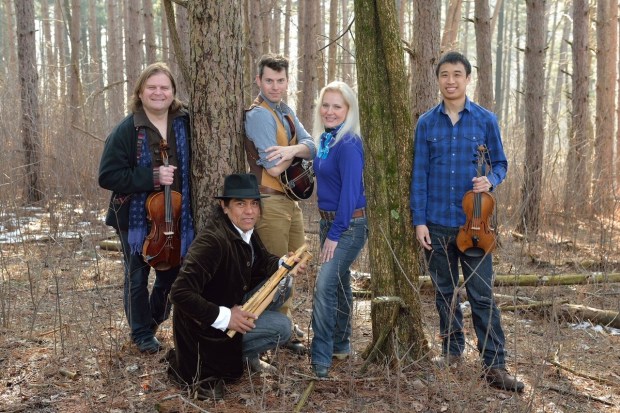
[415,225,432,250]
[158,165,177,186]
[227,305,258,334]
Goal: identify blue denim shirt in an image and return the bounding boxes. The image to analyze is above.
[410,97,508,228]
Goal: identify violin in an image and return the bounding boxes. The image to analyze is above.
[142,141,182,270]
[456,145,496,258]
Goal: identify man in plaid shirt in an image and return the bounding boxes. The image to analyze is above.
[410,51,523,392]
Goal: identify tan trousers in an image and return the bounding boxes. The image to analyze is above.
[256,195,306,319]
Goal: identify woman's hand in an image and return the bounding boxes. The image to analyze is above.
[320,239,338,263]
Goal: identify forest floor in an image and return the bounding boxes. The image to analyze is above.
[0,203,619,413]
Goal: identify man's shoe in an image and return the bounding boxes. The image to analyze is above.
[195,378,225,401]
[137,336,163,354]
[312,364,329,379]
[247,357,278,374]
[484,368,525,393]
[432,353,462,368]
[284,339,307,355]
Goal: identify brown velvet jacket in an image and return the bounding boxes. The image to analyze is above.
[168,212,279,381]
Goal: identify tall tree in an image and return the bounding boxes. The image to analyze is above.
[517,0,545,237]
[143,0,157,64]
[354,0,427,364]
[593,0,617,214]
[441,0,462,53]
[297,1,318,127]
[125,0,142,96]
[106,0,124,125]
[474,0,494,110]
[327,0,339,81]
[68,0,83,127]
[189,2,245,228]
[410,0,440,125]
[564,0,592,213]
[15,0,42,203]
[2,0,17,72]
[493,0,505,120]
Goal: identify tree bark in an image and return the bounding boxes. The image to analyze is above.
[143,0,157,64]
[410,1,440,125]
[15,0,42,204]
[124,0,142,98]
[474,0,494,110]
[564,0,592,214]
[441,0,462,53]
[517,0,545,237]
[297,1,318,127]
[189,2,245,228]
[354,0,427,363]
[593,0,617,215]
[327,0,339,81]
[106,0,124,125]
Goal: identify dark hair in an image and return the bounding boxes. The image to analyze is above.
[128,62,184,113]
[257,54,289,78]
[435,51,472,77]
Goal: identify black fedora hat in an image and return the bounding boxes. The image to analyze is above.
[215,173,269,199]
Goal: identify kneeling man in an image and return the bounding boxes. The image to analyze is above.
[167,174,297,400]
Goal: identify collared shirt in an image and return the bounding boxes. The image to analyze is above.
[410,97,508,228]
[244,92,316,169]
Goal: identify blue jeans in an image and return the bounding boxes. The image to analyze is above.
[119,231,178,344]
[425,223,506,368]
[311,217,368,368]
[242,276,293,359]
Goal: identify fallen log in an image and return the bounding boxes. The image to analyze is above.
[560,303,620,329]
[417,273,620,289]
[99,239,122,251]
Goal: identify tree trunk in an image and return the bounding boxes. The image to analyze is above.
[15,0,42,204]
[410,0,440,126]
[283,0,291,57]
[106,0,124,125]
[493,0,504,120]
[547,11,570,158]
[517,0,545,237]
[441,0,462,53]
[271,0,281,54]
[143,0,157,64]
[327,0,339,81]
[341,0,352,83]
[87,0,105,137]
[68,0,83,127]
[124,0,142,97]
[593,0,617,215]
[297,1,318,127]
[354,0,427,364]
[189,2,245,228]
[474,0,493,110]
[564,0,591,214]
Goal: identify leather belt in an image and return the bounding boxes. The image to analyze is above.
[259,185,286,196]
[319,208,366,221]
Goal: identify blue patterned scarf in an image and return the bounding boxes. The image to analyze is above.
[128,117,194,258]
[317,123,343,159]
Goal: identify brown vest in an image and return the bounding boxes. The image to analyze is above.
[244,95,297,192]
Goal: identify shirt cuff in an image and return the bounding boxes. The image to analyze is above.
[153,167,161,190]
[212,306,231,331]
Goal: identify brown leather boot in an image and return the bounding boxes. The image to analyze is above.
[484,367,525,393]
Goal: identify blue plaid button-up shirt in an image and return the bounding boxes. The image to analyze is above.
[410,97,508,228]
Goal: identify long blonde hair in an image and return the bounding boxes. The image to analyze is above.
[313,81,361,147]
[128,62,184,114]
